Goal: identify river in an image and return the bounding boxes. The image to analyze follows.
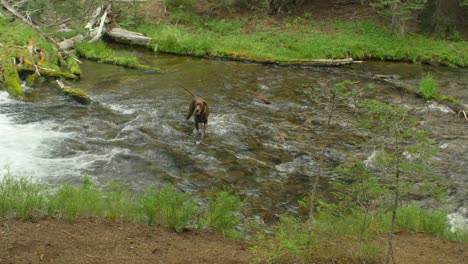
[0,50,467,226]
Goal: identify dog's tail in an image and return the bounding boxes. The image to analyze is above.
[179,84,196,97]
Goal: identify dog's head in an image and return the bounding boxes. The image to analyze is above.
[194,101,207,115]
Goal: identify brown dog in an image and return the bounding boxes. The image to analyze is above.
[182,86,210,138]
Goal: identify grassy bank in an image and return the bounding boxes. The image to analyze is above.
[1,174,466,263]
[0,174,244,237]
[131,15,467,67]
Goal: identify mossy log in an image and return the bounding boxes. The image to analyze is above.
[16,65,78,80]
[1,56,24,98]
[56,80,91,105]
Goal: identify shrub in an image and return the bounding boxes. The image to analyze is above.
[419,74,439,100]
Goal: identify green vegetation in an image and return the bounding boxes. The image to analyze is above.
[202,190,246,238]
[76,41,160,72]
[252,205,467,263]
[135,18,467,67]
[419,74,439,100]
[138,185,200,232]
[0,174,244,235]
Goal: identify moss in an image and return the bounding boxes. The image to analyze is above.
[1,56,24,98]
[25,73,39,87]
[16,65,78,80]
[66,54,82,77]
[62,86,91,105]
[437,95,459,105]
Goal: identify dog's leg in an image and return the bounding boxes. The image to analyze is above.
[201,123,207,139]
[195,122,200,133]
[186,102,195,120]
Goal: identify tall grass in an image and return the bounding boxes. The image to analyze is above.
[0,173,246,235]
[137,185,200,232]
[0,174,45,219]
[47,176,104,221]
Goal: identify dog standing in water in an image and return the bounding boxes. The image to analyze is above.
[181,86,210,139]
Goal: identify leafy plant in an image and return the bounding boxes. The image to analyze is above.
[202,190,245,238]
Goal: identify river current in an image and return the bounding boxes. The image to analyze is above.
[1,51,467,226]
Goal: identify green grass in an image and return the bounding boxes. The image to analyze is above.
[47,176,104,221]
[252,205,468,263]
[0,173,245,234]
[137,185,200,232]
[134,17,467,67]
[419,74,439,100]
[0,174,45,219]
[76,41,140,66]
[75,41,160,72]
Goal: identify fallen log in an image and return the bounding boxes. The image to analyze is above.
[59,34,85,50]
[56,80,91,105]
[280,58,358,67]
[107,27,152,46]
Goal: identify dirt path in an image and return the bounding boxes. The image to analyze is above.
[0,218,254,264]
[1,218,467,264]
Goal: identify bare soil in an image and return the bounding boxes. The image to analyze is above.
[0,218,254,264]
[1,218,467,264]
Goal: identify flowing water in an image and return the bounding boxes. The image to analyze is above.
[1,49,467,224]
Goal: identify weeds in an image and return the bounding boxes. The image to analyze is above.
[0,174,45,219]
[202,190,245,238]
[47,176,104,221]
[419,74,439,100]
[137,185,200,232]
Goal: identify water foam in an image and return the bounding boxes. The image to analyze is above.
[0,92,75,179]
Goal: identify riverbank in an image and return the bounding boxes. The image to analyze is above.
[1,174,467,263]
[123,2,468,67]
